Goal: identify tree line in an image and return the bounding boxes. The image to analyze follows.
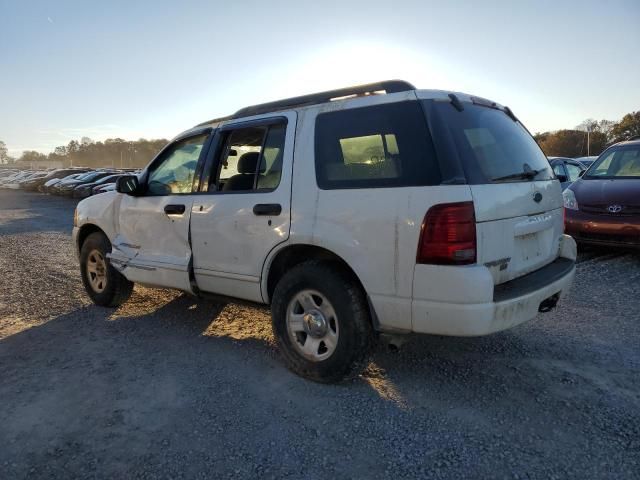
[2,110,639,168]
[534,111,640,158]
[1,137,169,169]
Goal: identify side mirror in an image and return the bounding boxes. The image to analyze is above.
[116,175,141,195]
[556,174,568,183]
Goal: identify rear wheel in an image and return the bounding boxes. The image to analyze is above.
[80,232,133,307]
[271,261,373,383]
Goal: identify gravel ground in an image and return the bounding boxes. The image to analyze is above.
[0,189,638,479]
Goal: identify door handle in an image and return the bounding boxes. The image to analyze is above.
[253,203,282,216]
[164,204,186,215]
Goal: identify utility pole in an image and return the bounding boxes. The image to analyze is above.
[587,125,590,156]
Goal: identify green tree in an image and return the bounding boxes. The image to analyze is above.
[610,111,640,142]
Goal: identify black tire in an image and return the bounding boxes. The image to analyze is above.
[271,261,374,383]
[80,231,133,307]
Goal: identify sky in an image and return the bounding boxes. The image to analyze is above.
[1,0,639,157]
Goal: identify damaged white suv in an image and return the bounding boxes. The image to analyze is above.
[73,80,576,382]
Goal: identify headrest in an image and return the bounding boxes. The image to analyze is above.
[237,152,262,174]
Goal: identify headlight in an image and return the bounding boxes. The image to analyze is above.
[563,189,579,211]
[73,208,79,227]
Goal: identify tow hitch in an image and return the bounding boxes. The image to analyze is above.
[538,293,560,313]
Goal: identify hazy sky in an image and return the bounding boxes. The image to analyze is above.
[1,0,639,157]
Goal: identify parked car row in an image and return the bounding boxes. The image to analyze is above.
[0,167,136,197]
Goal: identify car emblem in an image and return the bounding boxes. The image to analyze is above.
[607,205,623,213]
[533,192,543,203]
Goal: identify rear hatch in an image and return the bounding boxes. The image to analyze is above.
[424,98,563,285]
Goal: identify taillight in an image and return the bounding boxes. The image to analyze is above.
[417,202,476,265]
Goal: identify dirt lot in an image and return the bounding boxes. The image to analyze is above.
[0,190,638,479]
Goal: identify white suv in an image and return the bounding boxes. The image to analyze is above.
[73,80,576,382]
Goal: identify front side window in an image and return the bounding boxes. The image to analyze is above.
[586,146,640,178]
[147,134,207,195]
[212,122,286,192]
[314,101,441,189]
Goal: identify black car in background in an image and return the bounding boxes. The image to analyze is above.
[55,171,118,196]
[22,168,90,191]
[73,174,124,198]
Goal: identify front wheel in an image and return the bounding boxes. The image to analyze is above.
[80,232,133,307]
[271,261,374,383]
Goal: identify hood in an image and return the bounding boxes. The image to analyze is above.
[570,178,640,205]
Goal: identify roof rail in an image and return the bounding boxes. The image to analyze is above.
[195,114,234,128]
[233,80,415,119]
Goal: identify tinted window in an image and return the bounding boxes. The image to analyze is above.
[586,145,640,178]
[147,134,207,195]
[552,163,565,177]
[314,101,441,189]
[212,122,286,192]
[257,124,286,190]
[565,163,583,182]
[428,102,553,184]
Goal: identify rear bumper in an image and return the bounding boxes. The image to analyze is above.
[565,209,640,247]
[410,235,576,336]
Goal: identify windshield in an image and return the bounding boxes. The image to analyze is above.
[72,172,94,180]
[584,145,640,178]
[79,172,104,181]
[428,101,553,184]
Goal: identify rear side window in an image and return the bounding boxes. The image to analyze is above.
[314,101,441,189]
[427,101,554,184]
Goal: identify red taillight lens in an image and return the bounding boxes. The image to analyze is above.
[417,202,476,265]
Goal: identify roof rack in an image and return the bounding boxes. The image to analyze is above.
[234,80,415,118]
[196,80,415,127]
[195,114,234,128]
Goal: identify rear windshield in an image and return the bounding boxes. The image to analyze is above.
[426,101,553,184]
[584,145,640,178]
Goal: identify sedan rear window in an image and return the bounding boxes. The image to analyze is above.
[426,101,553,184]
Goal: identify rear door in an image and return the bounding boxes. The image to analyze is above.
[424,98,563,285]
[189,113,295,302]
[110,131,212,291]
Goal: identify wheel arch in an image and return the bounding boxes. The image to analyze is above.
[263,244,378,326]
[77,223,107,251]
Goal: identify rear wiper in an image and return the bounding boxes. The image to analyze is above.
[492,168,542,182]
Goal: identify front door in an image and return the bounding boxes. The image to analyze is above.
[110,131,211,291]
[190,113,296,302]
